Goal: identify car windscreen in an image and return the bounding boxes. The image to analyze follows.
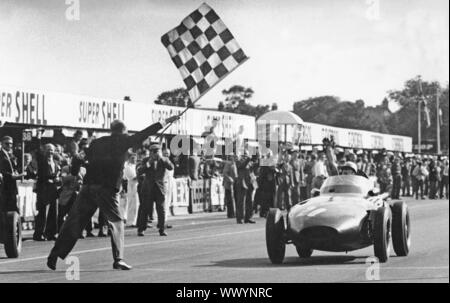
[320,175,371,195]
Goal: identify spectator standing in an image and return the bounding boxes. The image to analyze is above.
[123,153,139,227]
[428,160,440,199]
[162,148,175,228]
[34,144,61,241]
[277,151,293,210]
[222,155,237,218]
[0,136,25,213]
[412,161,428,200]
[312,153,328,190]
[440,159,449,199]
[391,157,402,199]
[235,150,256,224]
[401,158,412,197]
[67,130,83,157]
[137,144,174,236]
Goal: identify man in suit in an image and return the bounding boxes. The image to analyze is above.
[47,115,179,271]
[0,136,25,213]
[34,143,61,241]
[276,151,294,210]
[290,150,303,204]
[137,144,174,237]
[222,155,237,218]
[235,150,256,224]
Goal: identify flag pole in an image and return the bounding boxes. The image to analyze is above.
[436,87,441,155]
[417,99,422,154]
[418,77,422,154]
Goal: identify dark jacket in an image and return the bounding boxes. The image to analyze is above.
[139,156,174,195]
[36,152,61,206]
[236,157,257,190]
[84,122,163,192]
[0,149,19,199]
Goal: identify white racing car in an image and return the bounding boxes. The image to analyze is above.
[266,175,410,263]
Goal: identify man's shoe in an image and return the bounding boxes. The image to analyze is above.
[137,231,145,237]
[159,230,168,236]
[79,234,85,239]
[245,219,256,224]
[47,255,57,270]
[237,221,244,224]
[86,232,95,238]
[113,260,132,270]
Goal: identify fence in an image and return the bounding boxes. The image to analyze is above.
[15,176,226,225]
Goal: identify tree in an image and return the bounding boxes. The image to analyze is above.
[221,85,254,109]
[218,85,271,118]
[154,88,191,107]
[293,95,391,133]
[387,76,448,151]
[271,102,278,111]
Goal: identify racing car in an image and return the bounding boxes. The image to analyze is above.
[266,175,410,263]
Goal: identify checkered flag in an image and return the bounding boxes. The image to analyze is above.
[161,3,248,102]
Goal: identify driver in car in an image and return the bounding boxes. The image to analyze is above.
[323,137,368,178]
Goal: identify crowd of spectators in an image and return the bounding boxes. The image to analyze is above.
[0,129,448,240]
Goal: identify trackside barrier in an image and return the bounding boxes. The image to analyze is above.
[189,179,206,213]
[208,177,225,212]
[17,180,36,230]
[172,177,189,215]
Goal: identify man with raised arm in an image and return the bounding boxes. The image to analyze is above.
[47,115,179,271]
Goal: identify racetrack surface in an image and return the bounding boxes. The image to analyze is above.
[0,197,448,283]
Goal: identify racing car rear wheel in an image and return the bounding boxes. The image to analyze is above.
[391,201,410,256]
[4,211,22,258]
[266,208,286,264]
[373,207,391,263]
[296,246,313,258]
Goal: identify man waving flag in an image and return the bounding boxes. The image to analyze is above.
[161,3,248,103]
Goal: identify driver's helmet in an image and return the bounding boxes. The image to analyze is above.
[340,161,358,174]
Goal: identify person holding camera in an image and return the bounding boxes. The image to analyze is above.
[137,144,174,237]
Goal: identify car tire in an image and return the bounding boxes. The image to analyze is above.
[391,201,411,256]
[296,246,313,258]
[373,207,391,263]
[4,211,22,258]
[266,208,286,264]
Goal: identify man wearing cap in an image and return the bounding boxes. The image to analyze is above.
[137,143,174,236]
[47,115,179,271]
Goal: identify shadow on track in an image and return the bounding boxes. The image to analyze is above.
[197,255,369,269]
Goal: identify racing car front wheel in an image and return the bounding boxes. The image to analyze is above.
[296,246,313,258]
[391,201,411,256]
[4,211,22,258]
[266,208,286,264]
[373,207,391,263]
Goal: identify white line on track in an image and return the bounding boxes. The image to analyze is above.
[0,228,264,266]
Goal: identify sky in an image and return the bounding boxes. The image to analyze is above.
[0,0,448,112]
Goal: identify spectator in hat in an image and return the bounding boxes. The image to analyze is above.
[0,136,26,213]
[412,161,428,200]
[34,143,61,241]
[137,144,174,236]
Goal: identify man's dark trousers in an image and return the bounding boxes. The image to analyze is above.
[392,174,402,199]
[235,184,253,223]
[138,184,165,232]
[49,185,124,261]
